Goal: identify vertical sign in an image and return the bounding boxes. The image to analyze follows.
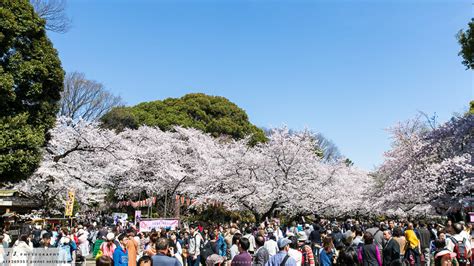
[135,210,141,225]
[65,190,75,216]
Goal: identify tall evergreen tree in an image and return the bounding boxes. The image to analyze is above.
[0,0,64,183]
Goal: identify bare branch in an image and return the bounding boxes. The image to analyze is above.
[59,72,123,121]
[31,0,71,33]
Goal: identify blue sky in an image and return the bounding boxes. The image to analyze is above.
[49,0,473,170]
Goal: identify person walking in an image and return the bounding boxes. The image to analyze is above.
[418,222,432,266]
[255,235,270,266]
[100,233,117,259]
[264,233,279,257]
[188,224,203,266]
[151,237,182,266]
[357,232,382,266]
[297,231,315,266]
[319,236,335,266]
[382,229,401,266]
[244,227,256,255]
[231,237,253,266]
[446,223,472,266]
[113,234,129,266]
[265,238,297,266]
[404,223,421,266]
[392,227,406,262]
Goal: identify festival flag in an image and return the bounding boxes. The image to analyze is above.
[65,190,75,216]
[186,198,191,206]
[181,196,185,205]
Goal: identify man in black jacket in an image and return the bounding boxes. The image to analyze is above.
[382,229,401,266]
[418,222,432,266]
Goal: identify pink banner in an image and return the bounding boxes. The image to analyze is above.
[139,219,180,232]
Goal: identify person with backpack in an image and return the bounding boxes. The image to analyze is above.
[446,223,472,266]
[338,243,359,266]
[265,238,297,266]
[93,234,106,258]
[201,231,218,265]
[367,222,385,252]
[188,224,204,266]
[433,239,457,266]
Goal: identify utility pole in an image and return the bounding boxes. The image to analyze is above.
[164,189,168,218]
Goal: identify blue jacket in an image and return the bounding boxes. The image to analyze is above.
[152,253,182,266]
[217,234,227,257]
[319,249,333,266]
[113,247,128,266]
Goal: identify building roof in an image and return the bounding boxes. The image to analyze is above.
[0,190,17,197]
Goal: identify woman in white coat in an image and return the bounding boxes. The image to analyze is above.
[77,229,90,258]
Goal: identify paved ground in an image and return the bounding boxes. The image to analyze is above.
[84,256,95,265]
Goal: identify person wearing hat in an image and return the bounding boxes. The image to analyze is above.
[100,233,117,259]
[265,238,297,266]
[297,231,315,266]
[288,236,302,265]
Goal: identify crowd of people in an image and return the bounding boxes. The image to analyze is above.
[2,217,473,266]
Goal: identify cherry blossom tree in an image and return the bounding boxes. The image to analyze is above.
[376,114,474,215]
[16,118,373,218]
[113,126,222,201]
[15,117,122,213]
[193,128,373,221]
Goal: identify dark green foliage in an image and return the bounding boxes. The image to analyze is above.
[0,0,64,183]
[101,93,266,144]
[457,19,474,70]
